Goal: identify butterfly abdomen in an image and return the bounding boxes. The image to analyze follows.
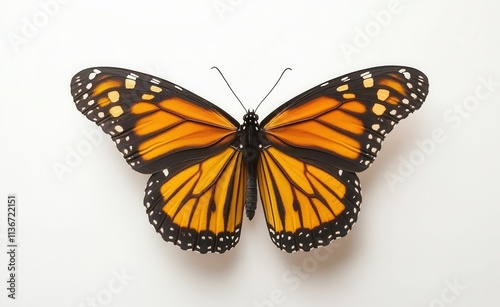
[245,175,257,220]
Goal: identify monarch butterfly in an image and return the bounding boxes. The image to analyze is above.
[70,66,428,253]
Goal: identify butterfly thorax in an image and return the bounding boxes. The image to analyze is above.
[238,110,267,220]
[240,111,264,161]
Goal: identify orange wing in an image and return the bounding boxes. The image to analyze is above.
[70,67,239,174]
[145,147,246,253]
[258,66,429,252]
[70,67,245,253]
[261,66,429,172]
[258,147,361,252]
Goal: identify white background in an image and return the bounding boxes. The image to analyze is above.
[1,0,500,306]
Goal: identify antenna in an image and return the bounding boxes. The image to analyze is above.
[212,67,292,112]
[211,67,247,112]
[255,67,292,112]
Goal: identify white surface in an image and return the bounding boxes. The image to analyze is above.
[1,0,500,306]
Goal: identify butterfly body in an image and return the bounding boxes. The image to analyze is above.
[238,111,264,220]
[71,66,429,254]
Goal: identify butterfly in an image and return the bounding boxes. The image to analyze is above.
[70,65,429,253]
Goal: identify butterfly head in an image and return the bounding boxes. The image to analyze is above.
[243,110,259,125]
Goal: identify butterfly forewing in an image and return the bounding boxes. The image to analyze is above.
[261,66,429,172]
[70,67,239,174]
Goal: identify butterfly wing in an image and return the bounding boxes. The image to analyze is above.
[258,148,361,252]
[145,147,246,253]
[71,67,240,174]
[258,66,429,252]
[70,67,245,253]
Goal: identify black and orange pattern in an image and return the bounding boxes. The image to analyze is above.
[258,66,428,250]
[70,66,429,253]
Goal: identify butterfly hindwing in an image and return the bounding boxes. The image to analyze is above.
[258,66,428,252]
[145,147,246,253]
[258,147,361,252]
